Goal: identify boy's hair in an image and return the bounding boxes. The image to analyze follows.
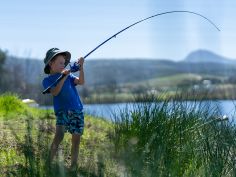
[43,48,71,74]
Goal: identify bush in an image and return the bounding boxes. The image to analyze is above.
[0,93,29,119]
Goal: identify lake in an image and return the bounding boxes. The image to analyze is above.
[41,100,236,122]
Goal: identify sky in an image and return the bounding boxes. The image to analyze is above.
[0,0,236,61]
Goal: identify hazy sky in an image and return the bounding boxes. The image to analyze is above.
[0,0,235,61]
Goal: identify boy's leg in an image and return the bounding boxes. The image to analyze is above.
[71,133,81,168]
[50,125,65,162]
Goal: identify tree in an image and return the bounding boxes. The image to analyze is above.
[0,49,7,92]
[0,48,6,72]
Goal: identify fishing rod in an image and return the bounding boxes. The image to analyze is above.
[42,10,220,94]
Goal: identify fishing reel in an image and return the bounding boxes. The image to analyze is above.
[69,62,80,72]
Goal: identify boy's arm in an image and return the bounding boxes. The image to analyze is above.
[74,57,85,85]
[50,70,70,96]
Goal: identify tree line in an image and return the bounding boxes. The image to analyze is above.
[0,49,52,105]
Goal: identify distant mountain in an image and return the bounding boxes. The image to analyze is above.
[184,49,236,64]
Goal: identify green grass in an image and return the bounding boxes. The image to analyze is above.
[87,92,135,103]
[1,93,236,176]
[0,93,29,119]
[125,73,227,89]
[122,73,202,90]
[0,93,53,120]
[113,94,236,176]
[0,94,119,177]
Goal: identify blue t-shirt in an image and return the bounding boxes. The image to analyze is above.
[42,73,83,113]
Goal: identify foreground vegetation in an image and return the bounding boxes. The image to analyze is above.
[0,93,119,177]
[1,93,236,176]
[114,94,236,176]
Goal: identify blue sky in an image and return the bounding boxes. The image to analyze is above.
[0,0,235,61]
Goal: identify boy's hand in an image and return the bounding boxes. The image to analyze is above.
[61,69,70,76]
[78,57,84,70]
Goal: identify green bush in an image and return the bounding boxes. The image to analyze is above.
[0,93,29,119]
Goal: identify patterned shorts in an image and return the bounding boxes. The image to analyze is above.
[55,110,84,135]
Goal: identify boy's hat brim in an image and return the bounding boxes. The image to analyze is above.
[44,48,71,74]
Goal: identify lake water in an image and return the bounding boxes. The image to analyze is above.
[41,100,236,122]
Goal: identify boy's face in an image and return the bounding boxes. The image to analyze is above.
[49,55,65,73]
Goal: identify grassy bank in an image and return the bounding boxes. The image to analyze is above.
[0,93,119,177]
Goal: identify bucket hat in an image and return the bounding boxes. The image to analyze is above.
[44,48,71,74]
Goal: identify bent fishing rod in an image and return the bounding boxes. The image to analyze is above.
[43,10,220,94]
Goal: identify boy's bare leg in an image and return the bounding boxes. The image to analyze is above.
[70,134,81,168]
[50,125,65,162]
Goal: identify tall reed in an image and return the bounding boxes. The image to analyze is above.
[113,94,236,176]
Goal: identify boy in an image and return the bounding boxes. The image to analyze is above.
[42,48,84,170]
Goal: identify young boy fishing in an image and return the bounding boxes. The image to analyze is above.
[42,48,84,170]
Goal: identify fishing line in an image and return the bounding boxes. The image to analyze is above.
[43,10,220,94]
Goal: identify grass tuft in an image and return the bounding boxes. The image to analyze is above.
[113,94,236,176]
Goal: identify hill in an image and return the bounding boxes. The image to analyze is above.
[4,49,236,88]
[184,49,236,64]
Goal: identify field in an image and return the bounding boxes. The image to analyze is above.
[86,73,236,103]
